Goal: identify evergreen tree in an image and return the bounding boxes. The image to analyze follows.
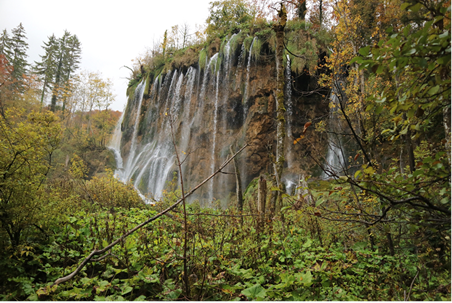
[61,34,81,113]
[34,34,59,107]
[50,31,81,112]
[297,0,307,20]
[10,23,29,90]
[0,29,13,63]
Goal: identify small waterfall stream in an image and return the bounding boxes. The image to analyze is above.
[108,111,124,176]
[235,43,245,90]
[285,54,293,139]
[122,79,146,182]
[321,89,346,179]
[243,37,257,118]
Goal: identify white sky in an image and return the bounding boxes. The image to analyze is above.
[0,0,213,111]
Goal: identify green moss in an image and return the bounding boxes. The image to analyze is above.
[251,38,263,61]
[243,177,259,202]
[215,54,222,72]
[220,37,227,56]
[243,36,253,53]
[144,72,151,95]
[199,49,208,70]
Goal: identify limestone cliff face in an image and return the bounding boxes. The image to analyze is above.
[116,38,329,204]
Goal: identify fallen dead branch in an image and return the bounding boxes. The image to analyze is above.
[49,143,249,288]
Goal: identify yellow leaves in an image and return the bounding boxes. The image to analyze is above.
[363,166,375,175]
[294,122,312,145]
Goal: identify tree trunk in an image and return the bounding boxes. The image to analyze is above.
[230,145,243,222]
[258,175,267,229]
[51,54,63,112]
[40,78,48,109]
[443,106,451,164]
[273,3,287,215]
[298,174,313,206]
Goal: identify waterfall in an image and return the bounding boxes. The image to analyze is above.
[111,33,315,205]
[184,66,197,116]
[171,72,184,116]
[122,79,146,182]
[200,54,213,101]
[209,69,221,201]
[243,37,257,116]
[128,71,183,200]
[108,111,124,177]
[165,70,179,114]
[286,54,293,139]
[180,67,197,163]
[235,43,245,90]
[321,88,346,179]
[223,33,237,104]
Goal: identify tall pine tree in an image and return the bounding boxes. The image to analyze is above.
[0,29,13,63]
[34,34,59,107]
[61,34,81,113]
[10,23,29,91]
[49,31,81,112]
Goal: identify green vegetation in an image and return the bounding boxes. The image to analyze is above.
[0,185,449,300]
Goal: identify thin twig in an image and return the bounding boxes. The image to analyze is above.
[406,268,419,301]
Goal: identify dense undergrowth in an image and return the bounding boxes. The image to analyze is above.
[0,177,449,301]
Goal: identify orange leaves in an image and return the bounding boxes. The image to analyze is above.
[293,135,304,145]
[303,121,312,134]
[294,122,312,145]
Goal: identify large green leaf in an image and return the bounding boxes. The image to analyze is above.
[241,284,266,300]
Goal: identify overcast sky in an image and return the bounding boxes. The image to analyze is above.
[0,0,213,111]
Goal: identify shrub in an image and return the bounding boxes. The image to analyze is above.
[85,170,146,210]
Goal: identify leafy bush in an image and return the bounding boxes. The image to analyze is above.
[0,108,62,247]
[85,170,145,210]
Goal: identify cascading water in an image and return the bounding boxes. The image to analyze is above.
[321,88,346,179]
[200,55,212,101]
[122,79,146,182]
[133,70,180,199]
[108,111,124,177]
[210,66,221,201]
[110,33,322,205]
[180,66,197,155]
[165,71,179,114]
[235,43,245,90]
[285,54,293,139]
[171,73,184,116]
[222,33,237,105]
[243,37,257,112]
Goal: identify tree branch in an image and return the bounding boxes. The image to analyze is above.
[48,143,249,288]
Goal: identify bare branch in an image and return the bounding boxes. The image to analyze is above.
[49,143,249,288]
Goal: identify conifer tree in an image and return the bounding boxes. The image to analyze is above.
[0,29,13,63]
[61,34,81,113]
[34,34,59,107]
[49,31,81,112]
[10,23,29,90]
